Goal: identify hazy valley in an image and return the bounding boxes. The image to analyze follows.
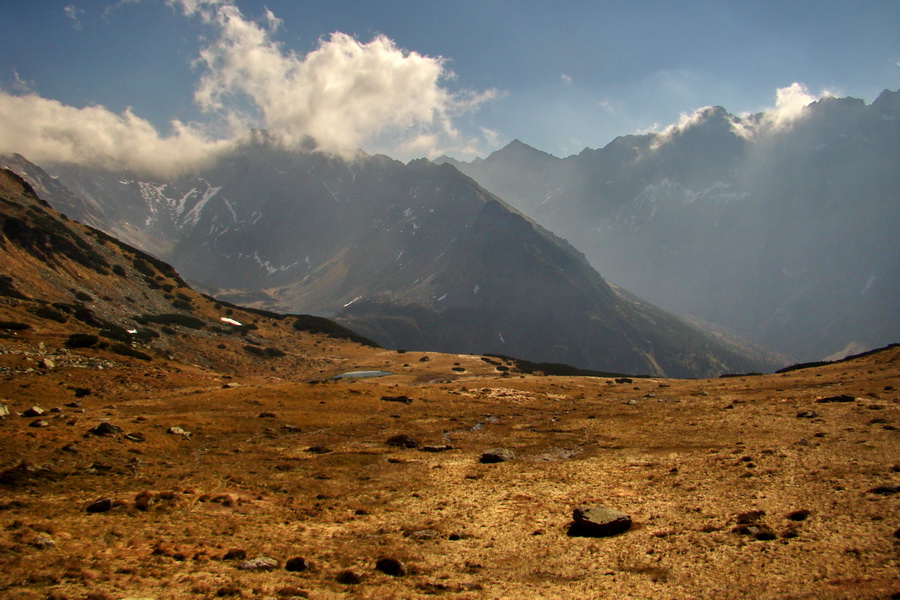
[443,91,900,362]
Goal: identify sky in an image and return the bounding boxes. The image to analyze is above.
[0,0,897,174]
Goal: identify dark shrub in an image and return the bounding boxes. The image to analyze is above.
[243,345,286,358]
[66,333,99,348]
[171,299,193,311]
[30,303,67,322]
[0,275,28,300]
[110,344,152,361]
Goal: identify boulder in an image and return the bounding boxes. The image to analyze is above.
[86,498,114,513]
[87,422,122,436]
[815,394,856,403]
[284,556,308,572]
[375,557,407,577]
[386,434,419,449]
[568,505,632,537]
[480,448,515,463]
[167,426,191,439]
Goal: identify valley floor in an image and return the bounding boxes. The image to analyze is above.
[1,338,898,600]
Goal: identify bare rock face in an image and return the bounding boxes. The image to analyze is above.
[568,505,632,537]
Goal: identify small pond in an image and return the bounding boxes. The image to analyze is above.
[329,370,394,380]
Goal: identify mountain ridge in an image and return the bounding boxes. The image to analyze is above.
[3,146,779,377]
[446,90,900,362]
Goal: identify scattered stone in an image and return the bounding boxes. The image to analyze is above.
[0,403,9,417]
[281,424,301,433]
[20,406,45,417]
[406,529,441,541]
[305,445,332,454]
[166,426,191,439]
[86,498,114,513]
[61,443,78,453]
[731,510,777,540]
[815,394,856,403]
[735,510,765,524]
[29,533,56,549]
[615,378,633,384]
[733,523,777,540]
[419,355,430,362]
[796,410,818,419]
[29,419,49,428]
[480,448,515,463]
[258,412,277,418]
[124,432,146,442]
[867,485,899,495]
[786,509,811,521]
[73,388,91,397]
[285,556,309,572]
[421,444,453,453]
[239,557,279,571]
[87,422,122,436]
[568,505,632,537]
[375,557,407,577]
[386,434,420,449]
[38,357,55,370]
[382,395,413,404]
[335,569,363,584]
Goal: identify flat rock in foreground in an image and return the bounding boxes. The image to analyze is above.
[569,505,632,537]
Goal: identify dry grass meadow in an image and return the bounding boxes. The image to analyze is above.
[1,330,897,600]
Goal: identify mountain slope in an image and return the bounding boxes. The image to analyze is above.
[446,91,900,361]
[4,145,778,377]
[0,167,381,379]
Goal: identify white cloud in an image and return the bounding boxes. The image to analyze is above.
[561,74,573,86]
[10,70,34,94]
[480,127,500,147]
[0,0,496,175]
[651,83,830,149]
[64,5,85,29]
[176,0,495,157]
[0,92,234,175]
[761,82,826,129]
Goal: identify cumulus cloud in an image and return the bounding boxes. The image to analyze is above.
[0,0,495,175]
[0,92,234,175]
[761,82,825,129]
[561,74,573,86]
[176,0,494,157]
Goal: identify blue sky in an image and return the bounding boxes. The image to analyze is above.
[0,0,897,170]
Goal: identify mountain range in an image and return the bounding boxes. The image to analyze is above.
[2,142,775,378]
[441,90,900,362]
